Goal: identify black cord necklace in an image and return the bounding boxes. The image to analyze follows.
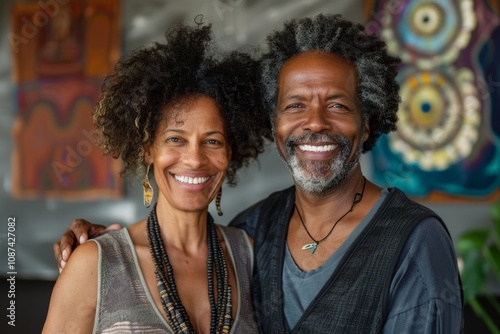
[146,204,233,333]
[295,176,367,254]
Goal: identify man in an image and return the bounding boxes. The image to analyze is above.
[54,14,463,333]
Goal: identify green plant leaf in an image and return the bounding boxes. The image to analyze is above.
[486,294,500,317]
[457,202,500,331]
[469,297,500,334]
[492,202,500,244]
[485,245,500,282]
[491,202,500,223]
[461,251,489,302]
[457,229,489,255]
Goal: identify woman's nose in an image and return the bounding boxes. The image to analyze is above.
[182,144,208,169]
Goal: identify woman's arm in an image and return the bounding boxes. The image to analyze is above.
[43,241,99,333]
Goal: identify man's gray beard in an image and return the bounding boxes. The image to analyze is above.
[279,133,364,195]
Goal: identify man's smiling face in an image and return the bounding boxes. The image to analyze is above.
[273,51,369,194]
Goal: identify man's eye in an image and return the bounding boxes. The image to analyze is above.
[281,103,304,112]
[330,103,350,111]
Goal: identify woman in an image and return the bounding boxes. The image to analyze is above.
[43,20,269,334]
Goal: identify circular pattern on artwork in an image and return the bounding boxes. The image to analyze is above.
[380,0,476,68]
[410,2,445,36]
[389,67,481,170]
[408,85,445,128]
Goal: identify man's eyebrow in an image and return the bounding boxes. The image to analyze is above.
[280,92,351,101]
[280,94,306,101]
[326,93,351,100]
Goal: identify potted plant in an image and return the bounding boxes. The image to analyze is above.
[457,201,500,333]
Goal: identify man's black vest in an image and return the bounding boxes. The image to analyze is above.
[231,186,454,334]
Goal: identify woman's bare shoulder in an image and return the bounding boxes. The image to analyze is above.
[42,241,99,333]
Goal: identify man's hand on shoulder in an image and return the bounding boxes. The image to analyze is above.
[53,219,122,273]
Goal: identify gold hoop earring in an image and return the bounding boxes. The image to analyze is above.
[143,164,154,208]
[216,188,223,216]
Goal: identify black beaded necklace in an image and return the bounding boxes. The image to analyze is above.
[146,204,233,334]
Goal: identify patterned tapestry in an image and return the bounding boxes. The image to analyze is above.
[10,0,122,200]
[365,0,500,201]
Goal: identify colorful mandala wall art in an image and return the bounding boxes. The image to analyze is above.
[365,0,500,201]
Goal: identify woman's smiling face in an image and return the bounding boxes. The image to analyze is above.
[146,95,231,213]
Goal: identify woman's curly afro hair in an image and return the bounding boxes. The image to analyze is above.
[93,20,271,186]
[260,13,402,152]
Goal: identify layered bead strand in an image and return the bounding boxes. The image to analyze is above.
[146,204,233,334]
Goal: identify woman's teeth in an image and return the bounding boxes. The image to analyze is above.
[174,175,210,184]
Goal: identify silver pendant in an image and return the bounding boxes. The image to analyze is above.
[302,243,317,254]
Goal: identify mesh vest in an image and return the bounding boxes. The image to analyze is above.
[251,187,448,334]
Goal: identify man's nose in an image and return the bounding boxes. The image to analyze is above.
[302,105,332,133]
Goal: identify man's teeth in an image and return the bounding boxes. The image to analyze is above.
[174,175,210,184]
[298,144,336,152]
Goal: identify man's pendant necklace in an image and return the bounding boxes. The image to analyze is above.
[301,242,318,254]
[296,177,366,254]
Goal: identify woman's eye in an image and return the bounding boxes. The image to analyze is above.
[167,137,180,143]
[207,139,221,145]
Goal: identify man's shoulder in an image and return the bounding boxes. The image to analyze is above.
[380,187,450,243]
[229,185,295,236]
[234,185,295,218]
[385,187,441,218]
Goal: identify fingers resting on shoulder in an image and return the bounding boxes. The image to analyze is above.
[53,219,122,273]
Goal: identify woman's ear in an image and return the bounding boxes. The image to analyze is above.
[144,145,153,164]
